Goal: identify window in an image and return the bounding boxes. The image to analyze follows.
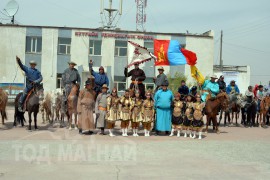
[145,83,155,90]
[26,37,42,53]
[114,82,127,92]
[56,74,62,88]
[115,40,127,56]
[144,42,153,54]
[89,40,102,55]
[58,38,71,55]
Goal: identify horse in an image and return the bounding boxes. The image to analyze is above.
[223,94,241,126]
[15,83,44,131]
[13,93,26,127]
[259,96,270,127]
[205,92,229,134]
[40,92,52,124]
[0,88,8,125]
[67,84,79,130]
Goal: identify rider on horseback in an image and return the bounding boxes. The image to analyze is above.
[16,56,43,112]
[201,74,220,102]
[62,61,81,104]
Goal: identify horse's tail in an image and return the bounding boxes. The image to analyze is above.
[1,110,7,120]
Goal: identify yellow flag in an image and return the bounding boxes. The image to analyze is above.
[190,65,205,84]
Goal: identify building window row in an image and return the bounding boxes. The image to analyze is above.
[25,37,154,57]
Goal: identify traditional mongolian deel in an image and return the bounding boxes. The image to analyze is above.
[154,89,174,131]
[77,88,95,132]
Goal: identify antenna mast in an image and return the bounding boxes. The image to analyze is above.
[100,0,122,29]
[136,0,147,31]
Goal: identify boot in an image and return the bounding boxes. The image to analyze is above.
[79,129,82,134]
[198,132,202,140]
[133,129,136,137]
[184,130,187,138]
[177,130,180,137]
[147,130,150,137]
[189,131,193,138]
[169,129,175,136]
[101,128,105,135]
[109,129,115,137]
[135,129,139,136]
[124,128,128,136]
[144,129,147,136]
[122,129,125,136]
[18,102,24,112]
[192,131,196,139]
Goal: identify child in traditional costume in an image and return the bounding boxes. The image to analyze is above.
[183,94,194,138]
[191,94,205,139]
[119,89,132,136]
[141,91,155,136]
[170,92,184,137]
[131,90,143,137]
[106,88,120,137]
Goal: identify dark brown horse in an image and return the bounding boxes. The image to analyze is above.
[67,84,79,130]
[205,92,229,133]
[15,83,44,130]
[0,88,8,125]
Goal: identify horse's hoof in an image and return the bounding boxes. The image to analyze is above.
[217,130,220,134]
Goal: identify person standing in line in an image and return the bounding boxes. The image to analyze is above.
[106,88,121,137]
[154,80,174,135]
[95,84,109,135]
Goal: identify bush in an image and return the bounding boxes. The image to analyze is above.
[167,72,187,93]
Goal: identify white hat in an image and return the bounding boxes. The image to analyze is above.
[210,74,218,79]
[29,60,37,65]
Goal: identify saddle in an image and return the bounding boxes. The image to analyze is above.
[23,89,34,111]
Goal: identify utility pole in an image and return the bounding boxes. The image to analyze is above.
[220,30,223,71]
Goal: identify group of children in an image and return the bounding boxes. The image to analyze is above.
[95,87,205,139]
[170,93,205,139]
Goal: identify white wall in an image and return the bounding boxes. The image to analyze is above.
[71,29,90,67]
[0,26,26,83]
[214,66,251,94]
[41,28,58,91]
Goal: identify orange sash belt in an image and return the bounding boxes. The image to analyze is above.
[132,81,143,84]
[98,106,107,111]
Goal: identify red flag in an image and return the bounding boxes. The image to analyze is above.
[180,48,197,66]
[154,40,170,66]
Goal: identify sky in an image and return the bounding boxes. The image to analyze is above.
[0,0,270,86]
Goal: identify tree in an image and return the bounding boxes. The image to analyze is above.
[167,72,187,93]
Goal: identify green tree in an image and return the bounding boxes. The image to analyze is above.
[167,72,187,93]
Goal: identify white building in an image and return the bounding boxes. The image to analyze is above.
[0,24,215,94]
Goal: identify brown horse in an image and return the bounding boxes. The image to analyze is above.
[259,96,270,127]
[205,92,229,133]
[0,88,8,125]
[67,84,79,130]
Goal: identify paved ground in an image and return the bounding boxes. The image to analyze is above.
[0,106,270,180]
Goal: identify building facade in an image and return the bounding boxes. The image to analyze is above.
[0,25,214,94]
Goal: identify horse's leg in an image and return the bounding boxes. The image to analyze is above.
[28,111,32,131]
[205,116,209,133]
[13,109,17,127]
[214,116,219,134]
[74,113,78,130]
[34,111,38,130]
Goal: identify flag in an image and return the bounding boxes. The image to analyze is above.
[154,39,197,66]
[127,41,155,68]
[190,65,205,84]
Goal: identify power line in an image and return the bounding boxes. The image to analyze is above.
[223,41,270,54]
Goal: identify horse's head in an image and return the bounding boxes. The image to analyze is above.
[33,83,44,99]
[262,96,270,110]
[217,92,229,109]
